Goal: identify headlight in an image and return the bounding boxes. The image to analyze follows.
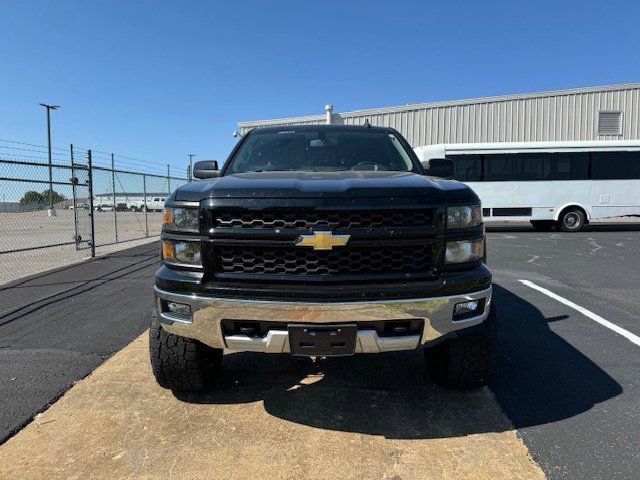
[162,240,202,266]
[163,207,199,232]
[447,205,482,229]
[445,238,484,264]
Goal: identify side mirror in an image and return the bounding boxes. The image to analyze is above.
[422,158,454,179]
[193,160,219,179]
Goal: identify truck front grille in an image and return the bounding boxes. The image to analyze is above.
[205,206,440,283]
[211,245,432,277]
[214,209,433,230]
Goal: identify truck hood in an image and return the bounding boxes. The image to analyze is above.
[173,171,477,203]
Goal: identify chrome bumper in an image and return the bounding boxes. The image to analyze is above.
[154,286,492,353]
[223,329,423,354]
[154,285,493,353]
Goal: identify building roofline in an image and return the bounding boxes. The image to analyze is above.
[238,114,326,129]
[238,82,640,128]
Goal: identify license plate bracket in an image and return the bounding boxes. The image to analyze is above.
[288,324,357,356]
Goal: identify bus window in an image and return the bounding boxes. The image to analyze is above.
[592,151,640,180]
[484,154,521,181]
[447,154,482,181]
[553,153,589,180]
[483,153,589,181]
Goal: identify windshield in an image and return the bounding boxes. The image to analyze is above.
[226,129,418,174]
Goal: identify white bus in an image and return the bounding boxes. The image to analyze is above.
[414,141,640,232]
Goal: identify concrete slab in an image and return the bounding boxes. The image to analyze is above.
[0,334,544,480]
[0,210,162,286]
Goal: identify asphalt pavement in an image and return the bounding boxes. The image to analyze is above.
[487,223,640,479]
[0,243,159,443]
[1,223,639,479]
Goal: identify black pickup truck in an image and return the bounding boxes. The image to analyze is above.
[151,125,494,391]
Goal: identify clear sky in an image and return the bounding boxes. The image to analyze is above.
[1,0,639,175]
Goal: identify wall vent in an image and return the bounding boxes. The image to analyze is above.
[598,111,622,135]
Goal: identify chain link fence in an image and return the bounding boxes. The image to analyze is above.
[0,140,189,285]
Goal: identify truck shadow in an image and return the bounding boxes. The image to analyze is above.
[175,284,622,439]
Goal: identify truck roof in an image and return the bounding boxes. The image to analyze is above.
[248,124,394,134]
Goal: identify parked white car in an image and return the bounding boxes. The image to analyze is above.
[128,196,166,212]
[68,203,87,210]
[94,202,114,212]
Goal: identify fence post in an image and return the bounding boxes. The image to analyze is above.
[167,164,171,194]
[87,150,96,258]
[143,174,149,237]
[70,144,80,250]
[111,153,118,242]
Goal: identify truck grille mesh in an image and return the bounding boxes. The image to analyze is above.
[214,210,433,230]
[212,245,431,276]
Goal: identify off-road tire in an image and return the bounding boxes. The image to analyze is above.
[424,303,496,389]
[557,208,586,232]
[149,323,223,392]
[530,220,555,231]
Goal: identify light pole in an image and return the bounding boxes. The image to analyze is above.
[40,103,60,216]
[188,154,197,182]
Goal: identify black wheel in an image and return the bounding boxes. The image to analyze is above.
[557,208,586,232]
[149,318,223,392]
[424,303,496,389]
[530,220,555,231]
[129,206,137,212]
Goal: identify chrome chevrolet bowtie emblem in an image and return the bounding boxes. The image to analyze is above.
[295,231,351,251]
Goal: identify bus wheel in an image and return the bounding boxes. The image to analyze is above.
[530,221,555,231]
[557,208,586,232]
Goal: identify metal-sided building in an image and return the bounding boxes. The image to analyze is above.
[238,83,640,147]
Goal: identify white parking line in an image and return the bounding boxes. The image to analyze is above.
[519,279,640,347]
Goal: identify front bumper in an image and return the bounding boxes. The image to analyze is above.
[153,285,492,353]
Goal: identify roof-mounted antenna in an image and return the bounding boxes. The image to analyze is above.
[364,119,371,128]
